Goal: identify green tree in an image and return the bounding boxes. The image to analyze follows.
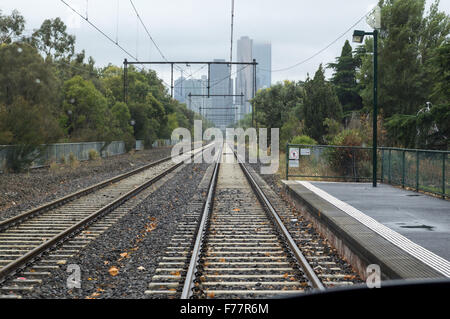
[110,101,135,150]
[357,0,449,148]
[251,80,304,145]
[0,9,25,44]
[32,17,75,60]
[62,75,109,141]
[0,43,57,106]
[0,97,62,171]
[375,0,425,117]
[303,64,343,143]
[328,40,362,118]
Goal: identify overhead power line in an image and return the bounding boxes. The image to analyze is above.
[60,0,137,62]
[129,0,169,63]
[260,9,373,73]
[128,0,188,75]
[59,0,176,90]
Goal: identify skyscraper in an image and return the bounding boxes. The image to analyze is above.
[253,42,272,90]
[209,59,233,129]
[236,36,253,122]
[235,37,272,122]
[174,77,207,113]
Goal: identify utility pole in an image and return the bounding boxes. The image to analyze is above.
[372,29,378,187]
[352,28,378,187]
[230,0,235,64]
[252,58,257,127]
[123,59,128,104]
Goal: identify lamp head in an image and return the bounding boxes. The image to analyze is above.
[352,30,366,43]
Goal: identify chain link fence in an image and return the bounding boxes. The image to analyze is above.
[0,139,181,171]
[286,144,449,199]
[0,141,126,170]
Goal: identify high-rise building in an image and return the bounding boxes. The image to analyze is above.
[253,42,272,90]
[209,59,233,129]
[235,36,272,122]
[174,76,209,113]
[236,36,253,122]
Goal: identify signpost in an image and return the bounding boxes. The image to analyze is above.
[289,147,299,168]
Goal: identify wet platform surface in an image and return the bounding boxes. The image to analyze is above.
[282,180,450,279]
[308,182,450,261]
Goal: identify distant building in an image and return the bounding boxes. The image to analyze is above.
[235,36,272,122]
[253,41,271,90]
[173,39,271,128]
[236,36,253,122]
[174,76,209,113]
[209,59,233,129]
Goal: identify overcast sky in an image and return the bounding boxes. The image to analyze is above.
[1,0,449,85]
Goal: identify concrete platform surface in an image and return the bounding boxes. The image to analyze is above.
[308,182,450,261]
[282,180,450,279]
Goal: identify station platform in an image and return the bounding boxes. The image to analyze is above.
[282,180,450,281]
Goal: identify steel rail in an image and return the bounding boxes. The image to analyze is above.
[0,143,203,231]
[0,145,208,283]
[181,143,223,299]
[231,143,325,291]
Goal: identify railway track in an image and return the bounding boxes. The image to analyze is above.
[0,144,208,298]
[146,143,327,298]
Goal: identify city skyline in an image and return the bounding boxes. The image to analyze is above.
[173,35,272,124]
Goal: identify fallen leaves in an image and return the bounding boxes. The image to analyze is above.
[144,222,157,232]
[108,266,119,277]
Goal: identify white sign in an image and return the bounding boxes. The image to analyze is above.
[289,148,299,160]
[289,160,299,168]
[300,148,311,156]
[366,5,381,30]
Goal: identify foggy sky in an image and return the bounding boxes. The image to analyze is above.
[1,0,448,85]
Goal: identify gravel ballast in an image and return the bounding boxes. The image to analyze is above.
[20,161,211,299]
[0,147,173,221]
[249,162,364,286]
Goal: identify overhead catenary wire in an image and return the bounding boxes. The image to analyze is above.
[60,0,138,63]
[259,9,374,73]
[128,0,187,74]
[59,0,176,90]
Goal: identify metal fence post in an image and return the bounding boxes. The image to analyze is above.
[402,150,406,188]
[381,148,384,183]
[286,144,289,180]
[443,153,446,199]
[388,149,392,184]
[416,150,419,192]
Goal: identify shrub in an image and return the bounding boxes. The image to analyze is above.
[88,149,100,161]
[68,152,79,168]
[49,161,59,172]
[326,129,370,179]
[290,135,317,146]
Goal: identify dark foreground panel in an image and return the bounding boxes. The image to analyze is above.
[1,280,448,318]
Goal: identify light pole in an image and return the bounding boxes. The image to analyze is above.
[353,29,378,187]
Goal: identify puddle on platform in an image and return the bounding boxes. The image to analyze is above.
[400,224,435,231]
